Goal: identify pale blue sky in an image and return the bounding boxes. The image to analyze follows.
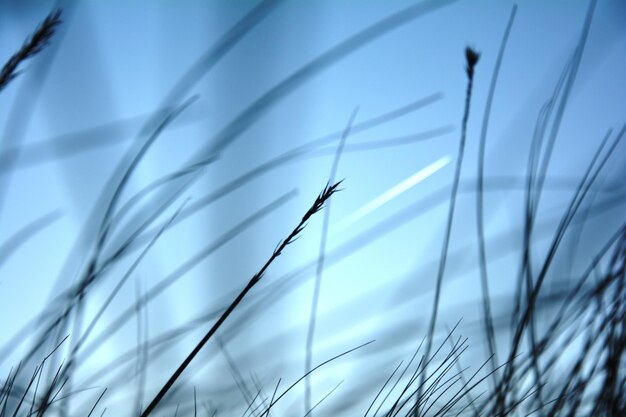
[0,1,624,415]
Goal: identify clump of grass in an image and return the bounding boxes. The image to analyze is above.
[0,1,624,416]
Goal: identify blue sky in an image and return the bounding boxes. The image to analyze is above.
[0,0,624,415]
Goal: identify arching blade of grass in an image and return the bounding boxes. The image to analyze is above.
[137,0,285,138]
[260,341,374,417]
[114,94,444,261]
[475,4,517,387]
[191,0,458,162]
[0,104,205,173]
[305,107,358,415]
[0,211,62,270]
[76,190,296,368]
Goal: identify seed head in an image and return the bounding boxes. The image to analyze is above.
[465,46,480,79]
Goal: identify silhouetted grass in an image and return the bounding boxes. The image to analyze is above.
[0,9,61,92]
[140,181,342,416]
[417,45,480,416]
[1,1,624,416]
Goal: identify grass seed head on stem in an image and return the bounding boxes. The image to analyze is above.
[465,46,480,79]
[0,9,62,92]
